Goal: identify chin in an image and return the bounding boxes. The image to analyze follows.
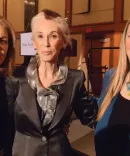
[40,58,56,63]
[40,56,57,63]
[0,59,4,66]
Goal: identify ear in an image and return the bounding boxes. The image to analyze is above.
[62,41,67,49]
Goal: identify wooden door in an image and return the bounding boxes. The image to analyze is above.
[84,32,119,96]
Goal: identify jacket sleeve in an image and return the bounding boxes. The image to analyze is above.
[5,76,19,153]
[73,71,98,126]
[98,68,115,107]
[5,76,19,116]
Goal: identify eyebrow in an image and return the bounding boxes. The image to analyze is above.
[0,36,8,39]
[36,31,59,34]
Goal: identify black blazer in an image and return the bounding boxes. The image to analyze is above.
[0,75,13,156]
[5,69,97,156]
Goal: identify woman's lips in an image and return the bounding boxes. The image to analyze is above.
[41,51,51,55]
[0,50,5,55]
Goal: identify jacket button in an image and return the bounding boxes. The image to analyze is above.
[42,136,47,142]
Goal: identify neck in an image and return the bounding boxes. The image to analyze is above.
[38,61,58,79]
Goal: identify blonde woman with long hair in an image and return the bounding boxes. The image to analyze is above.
[95,19,130,156]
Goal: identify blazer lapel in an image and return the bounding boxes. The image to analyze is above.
[17,72,74,131]
[49,73,74,130]
[17,79,41,130]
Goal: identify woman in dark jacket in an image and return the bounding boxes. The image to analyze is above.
[0,17,15,155]
[6,9,97,156]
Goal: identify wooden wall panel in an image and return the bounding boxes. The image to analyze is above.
[38,0,65,17]
[67,34,83,69]
[91,0,114,11]
[72,10,114,26]
[7,0,24,31]
[123,0,130,20]
[71,0,114,26]
[72,0,90,14]
[0,0,4,17]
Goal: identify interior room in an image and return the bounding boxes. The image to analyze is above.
[0,0,130,155]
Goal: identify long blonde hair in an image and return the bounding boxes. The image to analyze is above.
[97,19,130,120]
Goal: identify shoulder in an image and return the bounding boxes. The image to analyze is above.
[5,75,27,95]
[102,68,115,88]
[13,65,27,78]
[5,75,19,84]
[67,69,86,89]
[104,68,115,78]
[3,76,18,99]
[5,76,19,93]
[68,68,85,78]
[98,68,115,107]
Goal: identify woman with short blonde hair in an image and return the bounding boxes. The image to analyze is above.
[6,9,97,156]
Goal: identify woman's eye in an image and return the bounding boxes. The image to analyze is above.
[37,34,43,38]
[50,34,58,39]
[0,39,8,44]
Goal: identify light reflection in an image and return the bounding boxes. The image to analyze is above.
[24,0,35,5]
[24,0,36,31]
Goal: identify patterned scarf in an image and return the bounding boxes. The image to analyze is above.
[26,57,68,126]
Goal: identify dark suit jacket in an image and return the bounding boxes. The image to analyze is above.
[0,75,13,156]
[5,69,97,156]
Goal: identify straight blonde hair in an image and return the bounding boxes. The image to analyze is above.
[97,19,130,120]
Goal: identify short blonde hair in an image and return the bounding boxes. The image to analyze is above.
[31,9,71,46]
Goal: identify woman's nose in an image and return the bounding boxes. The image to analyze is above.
[42,37,50,47]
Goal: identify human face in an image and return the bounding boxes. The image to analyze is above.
[32,18,65,63]
[0,24,8,65]
[126,24,130,61]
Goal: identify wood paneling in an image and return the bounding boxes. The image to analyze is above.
[0,0,4,17]
[65,0,72,26]
[0,0,7,18]
[38,0,65,17]
[66,0,126,33]
[84,32,119,95]
[123,0,130,21]
[7,0,24,31]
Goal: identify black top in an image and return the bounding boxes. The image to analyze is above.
[108,93,130,155]
[109,93,130,125]
[0,75,12,155]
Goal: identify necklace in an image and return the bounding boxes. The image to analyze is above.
[126,72,130,96]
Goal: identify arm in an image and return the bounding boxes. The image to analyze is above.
[5,76,19,154]
[73,71,98,126]
[5,76,19,115]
